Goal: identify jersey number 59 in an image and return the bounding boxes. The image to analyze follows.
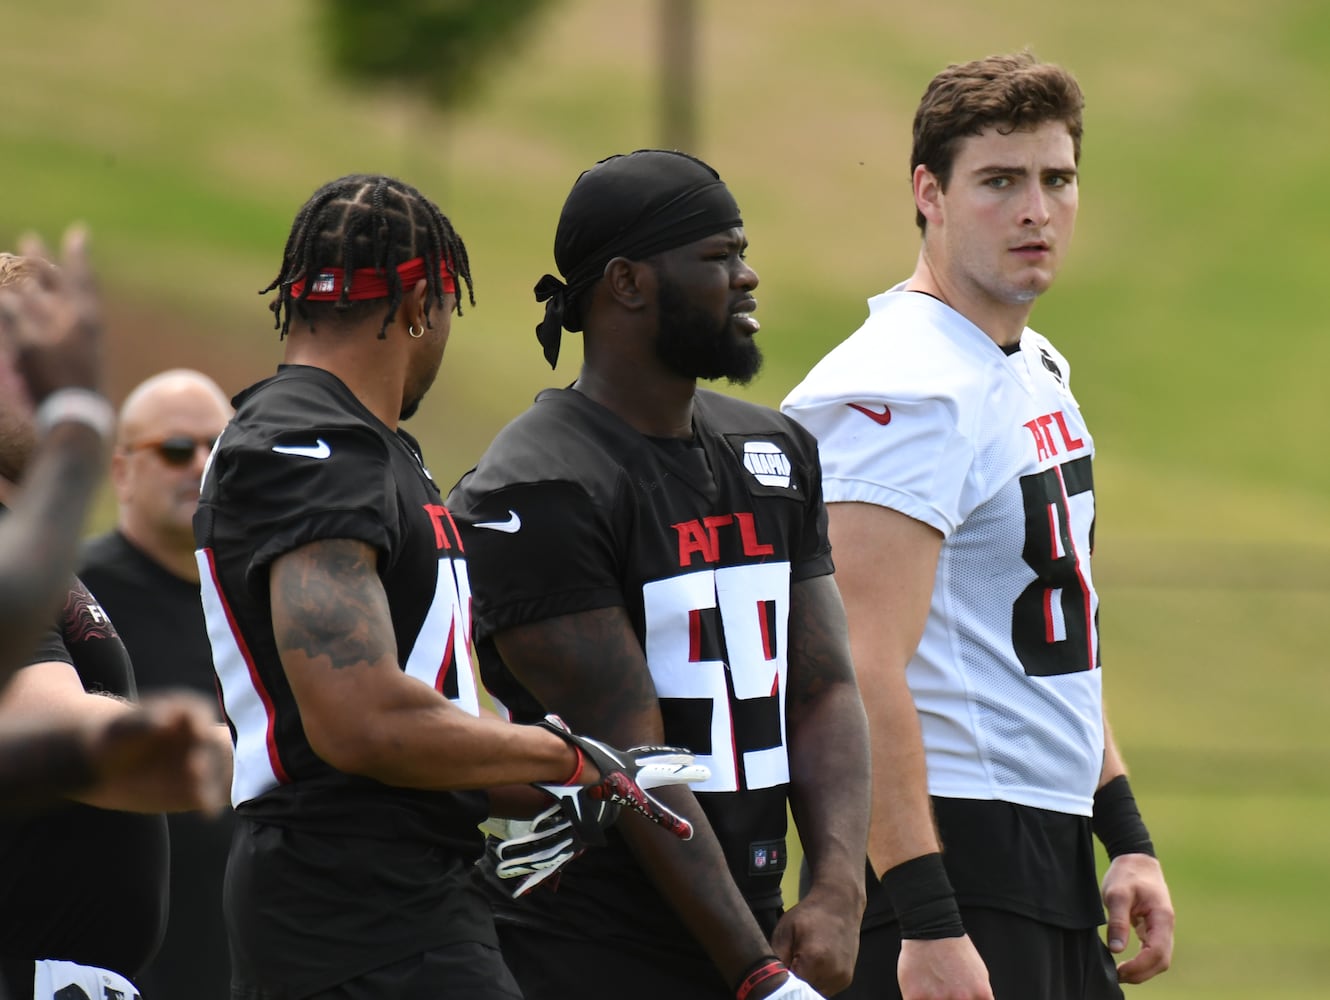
[643,562,791,793]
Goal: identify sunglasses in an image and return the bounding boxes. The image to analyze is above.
[125,435,217,467]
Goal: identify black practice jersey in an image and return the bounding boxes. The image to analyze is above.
[448,387,833,955]
[0,578,169,982]
[194,365,491,995]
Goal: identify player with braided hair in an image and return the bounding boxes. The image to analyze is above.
[196,174,700,999]
[260,172,474,341]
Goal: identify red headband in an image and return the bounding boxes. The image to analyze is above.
[289,257,457,301]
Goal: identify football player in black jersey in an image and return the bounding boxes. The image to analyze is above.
[449,151,872,1000]
[195,174,700,1000]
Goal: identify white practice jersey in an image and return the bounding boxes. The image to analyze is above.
[783,288,1103,815]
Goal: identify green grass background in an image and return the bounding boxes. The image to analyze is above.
[4,1,1328,996]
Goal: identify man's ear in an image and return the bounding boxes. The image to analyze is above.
[397,277,431,331]
[601,257,652,313]
[914,164,945,229]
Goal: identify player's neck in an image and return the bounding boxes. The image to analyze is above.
[908,253,1032,349]
[282,328,406,430]
[573,366,695,440]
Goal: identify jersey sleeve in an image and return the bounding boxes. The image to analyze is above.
[213,423,401,591]
[26,618,72,669]
[782,393,976,538]
[787,422,835,582]
[454,479,623,641]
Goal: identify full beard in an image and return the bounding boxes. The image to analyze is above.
[653,280,762,385]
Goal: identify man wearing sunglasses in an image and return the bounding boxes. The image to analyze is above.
[80,368,235,1000]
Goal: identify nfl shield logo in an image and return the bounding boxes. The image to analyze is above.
[312,272,337,294]
[754,848,768,868]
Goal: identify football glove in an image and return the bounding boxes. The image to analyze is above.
[534,714,708,844]
[480,802,584,897]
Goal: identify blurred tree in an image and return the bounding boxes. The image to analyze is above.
[321,0,558,110]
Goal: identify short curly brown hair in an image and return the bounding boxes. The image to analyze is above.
[911,50,1085,232]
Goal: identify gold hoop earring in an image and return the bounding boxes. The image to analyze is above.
[408,325,424,339]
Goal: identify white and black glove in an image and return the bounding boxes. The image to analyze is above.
[534,713,708,843]
[481,715,710,897]
[480,802,585,897]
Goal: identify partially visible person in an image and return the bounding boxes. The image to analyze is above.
[782,51,1174,1000]
[448,149,872,1000]
[0,233,232,1000]
[0,232,113,685]
[0,573,231,1000]
[81,369,235,1000]
[195,173,700,999]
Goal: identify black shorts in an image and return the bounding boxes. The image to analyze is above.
[496,907,783,1000]
[836,907,1124,1000]
[232,941,522,1000]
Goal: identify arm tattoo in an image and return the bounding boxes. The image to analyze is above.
[271,539,396,672]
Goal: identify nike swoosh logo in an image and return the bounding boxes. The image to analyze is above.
[846,402,892,426]
[272,438,332,459]
[474,510,521,534]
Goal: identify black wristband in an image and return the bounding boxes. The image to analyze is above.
[1092,775,1157,859]
[733,954,786,1000]
[880,852,965,940]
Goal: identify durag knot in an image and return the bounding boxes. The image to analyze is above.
[534,273,568,369]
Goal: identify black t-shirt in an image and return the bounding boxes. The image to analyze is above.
[79,530,234,1000]
[194,365,491,995]
[80,530,217,698]
[0,578,170,982]
[448,387,833,961]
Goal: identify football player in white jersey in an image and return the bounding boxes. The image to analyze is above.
[782,52,1174,1000]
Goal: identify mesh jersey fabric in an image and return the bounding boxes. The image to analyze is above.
[783,288,1104,817]
[193,364,491,996]
[447,386,832,958]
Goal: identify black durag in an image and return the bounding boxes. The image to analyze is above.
[534,149,743,368]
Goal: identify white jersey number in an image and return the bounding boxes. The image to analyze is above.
[643,562,791,793]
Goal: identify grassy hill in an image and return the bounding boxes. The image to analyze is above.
[4,2,1327,996]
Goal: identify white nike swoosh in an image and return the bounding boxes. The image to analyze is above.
[272,438,331,460]
[474,510,521,533]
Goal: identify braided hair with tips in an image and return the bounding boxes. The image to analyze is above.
[262,174,474,339]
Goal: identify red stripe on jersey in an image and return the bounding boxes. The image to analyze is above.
[201,547,291,785]
[1053,463,1096,670]
[434,618,456,694]
[757,599,775,660]
[688,608,702,662]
